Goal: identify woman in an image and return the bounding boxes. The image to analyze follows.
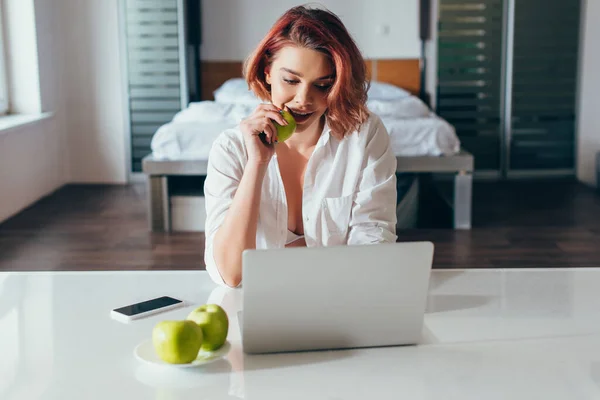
[204,5,397,287]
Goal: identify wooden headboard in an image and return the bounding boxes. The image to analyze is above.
[200,59,421,101]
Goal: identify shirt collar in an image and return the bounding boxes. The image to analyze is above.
[317,114,332,148]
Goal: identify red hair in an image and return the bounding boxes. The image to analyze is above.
[243,5,369,138]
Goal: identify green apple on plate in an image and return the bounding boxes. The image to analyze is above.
[273,109,296,143]
[187,304,229,351]
[152,320,203,364]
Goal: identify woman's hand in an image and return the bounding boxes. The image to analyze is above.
[239,104,289,165]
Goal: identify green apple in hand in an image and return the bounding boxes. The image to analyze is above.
[273,109,297,143]
[187,304,229,351]
[152,320,203,364]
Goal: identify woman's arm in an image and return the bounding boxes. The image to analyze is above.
[204,138,268,288]
[347,116,398,244]
[205,104,286,287]
[211,162,268,287]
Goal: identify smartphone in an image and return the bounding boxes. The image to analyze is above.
[110,296,184,323]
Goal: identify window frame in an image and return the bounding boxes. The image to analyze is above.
[0,4,9,115]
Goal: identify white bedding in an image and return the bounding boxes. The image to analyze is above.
[151,80,460,160]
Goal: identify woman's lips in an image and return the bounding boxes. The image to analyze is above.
[288,109,314,123]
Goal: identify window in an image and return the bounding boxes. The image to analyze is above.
[0,5,8,115]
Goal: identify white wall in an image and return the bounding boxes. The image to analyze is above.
[0,0,128,224]
[3,0,41,114]
[61,0,127,184]
[201,0,420,61]
[577,0,600,188]
[0,0,67,224]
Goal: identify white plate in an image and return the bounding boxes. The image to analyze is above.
[134,339,231,368]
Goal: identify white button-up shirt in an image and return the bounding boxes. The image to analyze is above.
[204,112,398,286]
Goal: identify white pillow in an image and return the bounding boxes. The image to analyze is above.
[172,101,232,123]
[213,78,261,106]
[368,81,411,101]
[171,101,259,124]
[367,96,430,119]
[213,78,247,95]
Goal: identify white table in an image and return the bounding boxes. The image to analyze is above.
[1,268,600,399]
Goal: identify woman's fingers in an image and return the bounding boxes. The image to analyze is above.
[249,120,275,144]
[243,104,286,144]
[256,104,287,125]
[262,120,277,144]
[263,110,288,126]
[259,103,282,114]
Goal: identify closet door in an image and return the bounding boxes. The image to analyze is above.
[436,0,505,174]
[121,0,187,173]
[508,0,582,176]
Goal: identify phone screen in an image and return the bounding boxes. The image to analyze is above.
[113,296,182,316]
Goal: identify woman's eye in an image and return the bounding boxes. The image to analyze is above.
[282,78,331,91]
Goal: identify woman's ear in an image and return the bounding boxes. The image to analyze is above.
[265,66,272,85]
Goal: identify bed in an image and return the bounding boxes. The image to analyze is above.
[142,59,474,232]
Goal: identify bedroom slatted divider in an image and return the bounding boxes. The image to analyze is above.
[509,0,581,175]
[437,0,504,172]
[436,0,582,177]
[122,0,186,173]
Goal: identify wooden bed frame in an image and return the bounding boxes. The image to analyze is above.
[142,59,474,231]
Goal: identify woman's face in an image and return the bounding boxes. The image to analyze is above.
[265,46,334,134]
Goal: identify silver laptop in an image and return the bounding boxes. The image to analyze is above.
[240,241,434,354]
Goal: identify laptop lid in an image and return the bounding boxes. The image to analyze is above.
[241,241,434,354]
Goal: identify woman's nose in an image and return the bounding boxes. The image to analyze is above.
[294,85,313,106]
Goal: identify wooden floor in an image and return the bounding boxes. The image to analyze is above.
[1,179,599,271]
